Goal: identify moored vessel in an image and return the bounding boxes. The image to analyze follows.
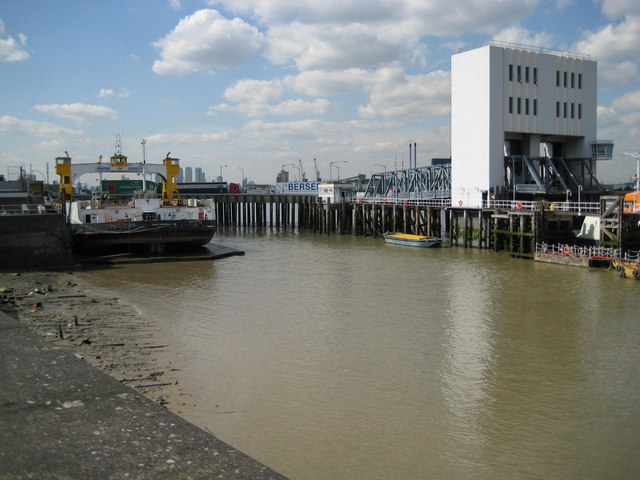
[383,232,441,247]
[55,147,216,253]
[611,255,640,279]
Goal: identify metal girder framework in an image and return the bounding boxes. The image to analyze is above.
[504,155,603,196]
[363,164,451,198]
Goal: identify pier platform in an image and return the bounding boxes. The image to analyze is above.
[0,308,286,479]
[75,243,245,265]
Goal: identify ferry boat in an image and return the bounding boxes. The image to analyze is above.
[383,232,441,247]
[55,149,216,253]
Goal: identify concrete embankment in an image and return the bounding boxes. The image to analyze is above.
[0,214,74,269]
[0,307,287,479]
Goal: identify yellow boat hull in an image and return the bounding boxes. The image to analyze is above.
[611,258,640,280]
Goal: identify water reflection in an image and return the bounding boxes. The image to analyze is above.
[440,250,498,477]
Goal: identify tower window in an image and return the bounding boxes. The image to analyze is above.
[571,103,575,118]
[517,65,522,82]
[578,73,582,89]
[509,96,513,113]
[571,72,575,88]
[556,70,560,86]
[525,98,529,115]
[509,64,513,81]
[533,67,538,84]
[533,99,538,115]
[564,72,567,87]
[556,101,560,117]
[564,102,567,118]
[517,98,521,114]
[578,103,582,119]
[525,66,529,83]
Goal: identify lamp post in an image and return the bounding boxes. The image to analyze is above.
[578,184,583,215]
[329,161,347,181]
[219,164,227,181]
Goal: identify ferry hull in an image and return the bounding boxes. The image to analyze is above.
[71,219,216,251]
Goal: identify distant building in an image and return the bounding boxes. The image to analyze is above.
[451,41,604,208]
[195,167,205,182]
[276,169,289,183]
[176,167,184,183]
[185,166,193,183]
[318,182,354,204]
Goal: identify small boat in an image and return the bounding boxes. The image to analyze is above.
[383,232,441,247]
[611,257,640,279]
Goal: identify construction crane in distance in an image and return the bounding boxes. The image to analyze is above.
[313,158,321,181]
[299,159,308,182]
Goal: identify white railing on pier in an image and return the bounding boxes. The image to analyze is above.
[486,200,600,213]
[623,250,640,261]
[355,197,602,213]
[354,197,451,207]
[536,243,620,259]
[486,200,538,211]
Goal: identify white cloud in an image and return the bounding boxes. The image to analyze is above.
[359,69,451,119]
[169,0,182,10]
[97,88,131,99]
[0,115,82,136]
[601,0,640,19]
[34,103,117,123]
[573,14,640,86]
[223,78,284,103]
[211,1,537,71]
[612,90,640,111]
[284,69,372,96]
[206,0,400,24]
[0,17,29,62]
[209,0,536,33]
[266,22,404,70]
[491,25,554,48]
[146,132,229,144]
[152,9,263,75]
[209,98,330,117]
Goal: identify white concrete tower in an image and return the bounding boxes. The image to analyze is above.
[451,41,598,208]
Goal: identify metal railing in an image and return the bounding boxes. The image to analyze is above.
[623,250,640,261]
[0,204,62,215]
[536,243,620,259]
[354,196,451,207]
[486,200,600,213]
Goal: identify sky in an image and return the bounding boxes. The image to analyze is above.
[1,0,639,186]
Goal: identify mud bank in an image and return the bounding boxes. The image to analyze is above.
[1,270,178,406]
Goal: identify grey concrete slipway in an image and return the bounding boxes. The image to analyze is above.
[0,308,288,480]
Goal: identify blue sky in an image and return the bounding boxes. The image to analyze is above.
[1,0,639,185]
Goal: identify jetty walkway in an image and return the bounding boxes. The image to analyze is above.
[0,308,287,479]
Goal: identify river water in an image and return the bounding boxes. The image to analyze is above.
[78,227,640,480]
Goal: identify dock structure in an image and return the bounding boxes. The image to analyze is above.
[207,193,640,256]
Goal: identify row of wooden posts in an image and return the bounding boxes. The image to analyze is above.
[210,194,555,255]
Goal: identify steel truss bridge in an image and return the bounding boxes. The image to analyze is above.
[505,155,602,196]
[363,164,451,199]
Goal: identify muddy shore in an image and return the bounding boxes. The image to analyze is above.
[1,269,177,407]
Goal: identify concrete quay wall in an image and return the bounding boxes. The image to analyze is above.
[0,214,74,269]
[0,309,288,479]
